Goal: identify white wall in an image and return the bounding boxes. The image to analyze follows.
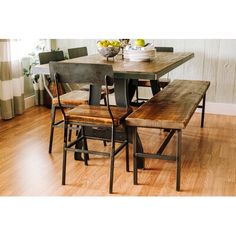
[56,39,236,115]
[152,39,236,104]
[56,39,98,56]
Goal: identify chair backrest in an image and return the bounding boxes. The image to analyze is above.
[49,62,114,105]
[155,47,174,52]
[68,47,88,59]
[38,51,65,103]
[39,50,65,65]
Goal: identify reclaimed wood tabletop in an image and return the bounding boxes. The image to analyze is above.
[32,52,194,79]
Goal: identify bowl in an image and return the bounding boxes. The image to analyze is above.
[124,49,156,62]
[97,46,120,58]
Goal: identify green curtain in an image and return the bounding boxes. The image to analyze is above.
[0,39,25,120]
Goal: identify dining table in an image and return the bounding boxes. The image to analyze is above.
[32,51,194,168]
[32,52,194,104]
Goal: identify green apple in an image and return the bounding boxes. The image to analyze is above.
[135,39,145,47]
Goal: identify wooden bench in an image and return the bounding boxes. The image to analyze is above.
[126,79,210,191]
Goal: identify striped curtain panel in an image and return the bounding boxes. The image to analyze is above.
[0,39,25,119]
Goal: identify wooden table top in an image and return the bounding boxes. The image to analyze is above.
[32,52,194,79]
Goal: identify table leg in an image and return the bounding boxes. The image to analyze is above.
[114,78,132,107]
[150,80,160,95]
[114,78,144,169]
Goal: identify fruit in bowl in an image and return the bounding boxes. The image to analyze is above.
[135,39,145,47]
[97,40,121,59]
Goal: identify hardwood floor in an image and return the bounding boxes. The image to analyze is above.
[0,106,236,196]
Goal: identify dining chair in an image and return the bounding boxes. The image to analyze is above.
[68,47,109,146]
[49,62,131,193]
[39,51,91,153]
[39,50,65,65]
[135,46,174,104]
[68,47,88,59]
[39,51,65,109]
[68,46,115,103]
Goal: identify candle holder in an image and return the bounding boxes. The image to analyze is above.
[119,39,130,59]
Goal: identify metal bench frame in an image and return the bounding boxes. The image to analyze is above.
[132,93,207,191]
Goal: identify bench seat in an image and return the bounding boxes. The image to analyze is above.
[126,80,210,129]
[126,79,210,191]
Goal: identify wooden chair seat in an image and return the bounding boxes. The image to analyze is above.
[137,80,151,87]
[52,90,89,106]
[80,84,114,94]
[66,105,133,126]
[138,79,170,89]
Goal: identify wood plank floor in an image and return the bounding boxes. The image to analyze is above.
[0,106,236,196]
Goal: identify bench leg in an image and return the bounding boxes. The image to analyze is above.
[133,127,138,185]
[125,126,130,172]
[176,130,182,191]
[201,93,206,128]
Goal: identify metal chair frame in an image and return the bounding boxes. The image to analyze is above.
[39,51,70,153]
[50,62,130,193]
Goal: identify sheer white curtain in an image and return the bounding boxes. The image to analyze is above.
[21,39,50,106]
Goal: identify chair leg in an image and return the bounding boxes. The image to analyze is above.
[109,125,115,194]
[103,96,107,106]
[76,125,79,136]
[68,124,72,141]
[136,85,139,104]
[49,105,56,153]
[62,123,68,185]
[126,142,129,172]
[133,127,138,185]
[102,97,107,147]
[74,127,84,161]
[81,126,88,166]
[125,126,129,172]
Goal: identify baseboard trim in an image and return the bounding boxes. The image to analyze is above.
[23,95,236,116]
[24,95,35,109]
[195,102,236,116]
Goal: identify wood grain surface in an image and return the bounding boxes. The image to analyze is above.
[0,106,235,196]
[126,80,210,129]
[64,52,194,76]
[66,105,132,125]
[32,52,194,78]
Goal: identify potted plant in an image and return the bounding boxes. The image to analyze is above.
[22,46,68,106]
[22,52,42,105]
